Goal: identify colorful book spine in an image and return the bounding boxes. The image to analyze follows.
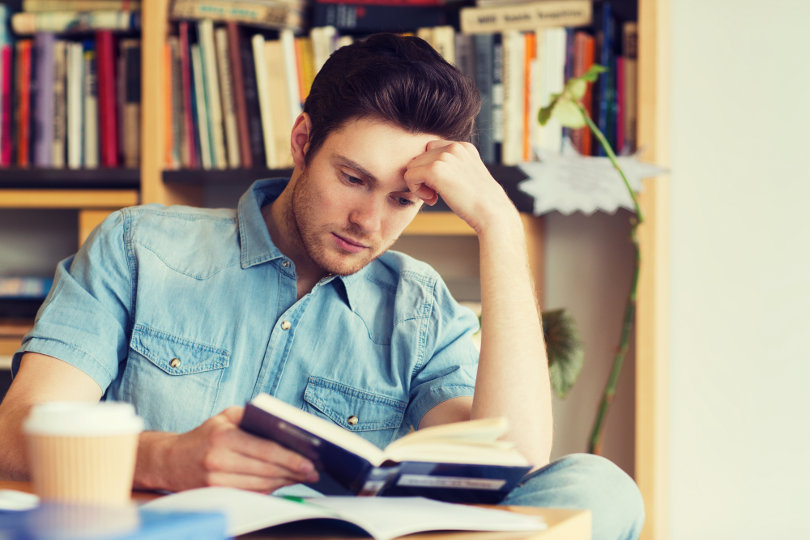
[190,43,212,169]
[197,19,226,169]
[170,0,303,32]
[473,34,494,164]
[0,45,12,166]
[66,41,84,169]
[251,33,276,168]
[311,4,447,32]
[178,22,198,168]
[226,22,252,169]
[214,27,241,168]
[96,30,119,167]
[240,29,265,168]
[15,40,33,167]
[121,38,141,168]
[51,39,67,168]
[12,11,140,35]
[82,39,99,168]
[33,33,55,167]
[460,0,592,35]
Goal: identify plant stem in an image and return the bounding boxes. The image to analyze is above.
[577,104,644,454]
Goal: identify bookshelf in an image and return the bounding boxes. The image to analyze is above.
[1,2,669,538]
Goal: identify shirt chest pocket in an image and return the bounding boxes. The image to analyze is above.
[121,324,230,433]
[302,376,407,449]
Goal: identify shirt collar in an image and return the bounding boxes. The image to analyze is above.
[237,178,289,269]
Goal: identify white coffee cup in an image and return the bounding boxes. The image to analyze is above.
[24,401,144,506]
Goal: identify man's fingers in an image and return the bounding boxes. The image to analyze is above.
[411,184,439,206]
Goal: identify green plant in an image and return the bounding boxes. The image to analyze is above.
[539,65,644,455]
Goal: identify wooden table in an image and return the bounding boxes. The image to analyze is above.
[0,481,590,540]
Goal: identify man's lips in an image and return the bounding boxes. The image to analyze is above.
[332,233,369,253]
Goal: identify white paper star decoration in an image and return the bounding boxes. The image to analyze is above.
[518,140,668,216]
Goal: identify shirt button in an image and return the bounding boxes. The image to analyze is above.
[281,260,290,268]
[280,320,292,330]
[170,358,181,368]
[347,415,359,426]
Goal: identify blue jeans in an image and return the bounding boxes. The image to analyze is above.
[501,453,645,540]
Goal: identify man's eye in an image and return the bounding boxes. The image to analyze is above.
[343,173,363,185]
[395,197,415,207]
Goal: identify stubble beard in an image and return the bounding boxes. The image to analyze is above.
[290,169,384,277]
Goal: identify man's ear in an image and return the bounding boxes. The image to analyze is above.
[290,113,312,167]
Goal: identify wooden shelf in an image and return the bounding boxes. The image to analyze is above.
[0,189,139,209]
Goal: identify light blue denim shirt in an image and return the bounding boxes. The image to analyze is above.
[13,179,479,448]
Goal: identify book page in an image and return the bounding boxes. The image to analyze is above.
[311,497,547,538]
[142,487,333,537]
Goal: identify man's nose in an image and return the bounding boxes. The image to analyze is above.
[349,198,384,234]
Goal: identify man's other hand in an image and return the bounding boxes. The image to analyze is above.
[137,406,318,493]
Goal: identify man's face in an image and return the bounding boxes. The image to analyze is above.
[289,117,435,276]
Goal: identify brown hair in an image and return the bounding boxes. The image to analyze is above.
[302,33,481,163]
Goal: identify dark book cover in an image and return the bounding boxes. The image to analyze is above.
[594,2,616,156]
[240,397,531,504]
[237,25,265,169]
[472,33,494,164]
[226,22,252,169]
[178,22,198,168]
[311,3,447,32]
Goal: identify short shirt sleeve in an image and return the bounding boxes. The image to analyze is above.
[400,279,479,435]
[12,210,134,390]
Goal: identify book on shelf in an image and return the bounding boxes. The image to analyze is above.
[22,1,142,11]
[51,39,66,168]
[119,38,141,168]
[311,3,448,32]
[235,24,266,168]
[594,1,617,156]
[170,0,304,32]
[178,21,198,168]
[251,33,276,168]
[190,43,214,169]
[66,40,84,169]
[460,0,592,35]
[167,36,184,168]
[239,392,532,504]
[11,10,141,35]
[472,33,495,164]
[214,26,242,168]
[197,19,227,170]
[32,33,54,168]
[621,20,638,154]
[96,30,118,167]
[14,39,33,167]
[143,486,547,539]
[0,44,11,167]
[570,29,595,155]
[225,22,252,168]
[82,38,99,168]
[262,37,295,169]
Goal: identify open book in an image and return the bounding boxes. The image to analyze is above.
[239,393,532,503]
[142,487,546,539]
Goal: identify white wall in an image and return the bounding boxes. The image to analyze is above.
[669,1,810,538]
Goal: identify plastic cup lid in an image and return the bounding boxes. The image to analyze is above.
[23,401,144,436]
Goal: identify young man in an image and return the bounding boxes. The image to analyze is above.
[0,34,642,539]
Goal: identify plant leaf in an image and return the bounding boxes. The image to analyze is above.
[581,64,608,83]
[551,99,586,128]
[542,309,584,398]
[569,79,587,101]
